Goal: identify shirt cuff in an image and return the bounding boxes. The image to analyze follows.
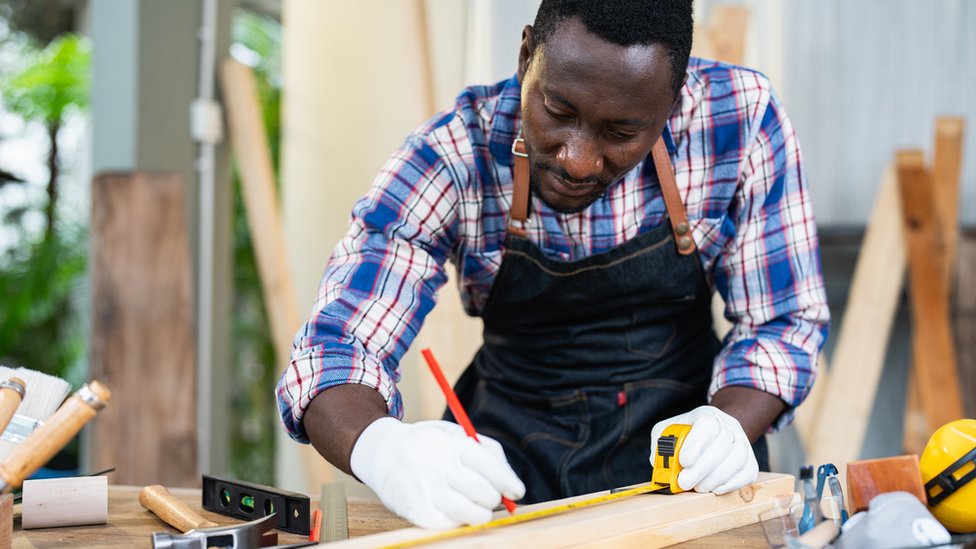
[276,344,403,443]
[708,337,819,432]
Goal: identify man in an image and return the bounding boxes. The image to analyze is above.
[277,0,829,530]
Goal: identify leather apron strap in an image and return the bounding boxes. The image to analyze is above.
[508,137,696,255]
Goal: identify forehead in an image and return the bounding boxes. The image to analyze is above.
[532,17,674,113]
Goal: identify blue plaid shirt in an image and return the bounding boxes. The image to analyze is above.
[277,58,830,443]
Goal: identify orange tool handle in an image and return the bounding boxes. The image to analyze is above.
[421,348,517,514]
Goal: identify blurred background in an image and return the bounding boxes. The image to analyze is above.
[0,0,973,500]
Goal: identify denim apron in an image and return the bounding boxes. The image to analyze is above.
[447,137,768,503]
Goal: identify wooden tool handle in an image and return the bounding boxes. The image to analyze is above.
[0,377,26,433]
[140,485,218,532]
[0,381,110,492]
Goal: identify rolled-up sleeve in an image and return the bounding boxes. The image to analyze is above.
[709,89,830,430]
[276,131,460,443]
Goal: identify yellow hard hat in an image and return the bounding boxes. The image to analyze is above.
[920,419,976,533]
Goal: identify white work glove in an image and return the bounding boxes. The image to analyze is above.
[350,417,525,529]
[649,405,758,495]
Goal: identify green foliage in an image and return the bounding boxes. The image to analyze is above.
[0,227,87,388]
[228,9,283,485]
[2,33,89,127]
[0,30,89,388]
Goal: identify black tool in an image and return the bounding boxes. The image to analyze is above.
[202,474,311,536]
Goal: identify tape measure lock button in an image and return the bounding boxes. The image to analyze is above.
[652,423,691,495]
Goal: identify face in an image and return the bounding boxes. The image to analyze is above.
[517,17,678,213]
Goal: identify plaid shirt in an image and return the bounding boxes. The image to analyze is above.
[277,58,830,443]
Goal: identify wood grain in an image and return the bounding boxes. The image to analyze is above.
[22,477,108,529]
[846,455,926,514]
[897,151,965,437]
[806,166,905,467]
[90,172,198,488]
[138,485,216,533]
[905,118,967,453]
[326,473,794,548]
[0,494,10,549]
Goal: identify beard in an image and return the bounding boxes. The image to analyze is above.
[529,161,612,214]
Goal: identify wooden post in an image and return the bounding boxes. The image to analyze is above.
[89,172,198,487]
[805,166,905,467]
[897,151,965,438]
[219,60,334,487]
[958,234,976,417]
[903,118,966,452]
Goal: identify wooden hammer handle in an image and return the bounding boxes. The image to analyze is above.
[0,377,26,433]
[140,485,218,532]
[0,381,110,492]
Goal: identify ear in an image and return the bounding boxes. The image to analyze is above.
[672,74,689,106]
[517,25,535,84]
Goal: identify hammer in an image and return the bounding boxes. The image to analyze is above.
[140,485,314,549]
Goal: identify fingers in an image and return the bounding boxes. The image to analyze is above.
[712,453,759,494]
[459,438,526,501]
[693,431,748,493]
[435,484,495,526]
[446,457,502,510]
[677,415,734,491]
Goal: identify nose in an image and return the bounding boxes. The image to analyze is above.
[557,134,604,181]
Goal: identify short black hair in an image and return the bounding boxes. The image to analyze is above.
[531,0,694,98]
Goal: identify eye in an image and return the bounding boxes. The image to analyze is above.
[605,128,637,141]
[545,106,574,121]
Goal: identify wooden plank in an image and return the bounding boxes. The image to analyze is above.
[325,473,793,548]
[904,118,965,453]
[958,233,976,417]
[89,172,198,487]
[0,494,10,549]
[897,150,965,437]
[805,166,905,467]
[219,60,334,486]
[933,117,965,284]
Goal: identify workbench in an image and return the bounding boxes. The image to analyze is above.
[10,486,771,548]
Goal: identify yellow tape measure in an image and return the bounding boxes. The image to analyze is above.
[383,424,692,549]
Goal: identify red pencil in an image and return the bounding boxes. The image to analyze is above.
[421,348,517,514]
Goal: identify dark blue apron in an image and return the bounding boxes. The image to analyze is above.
[447,138,768,503]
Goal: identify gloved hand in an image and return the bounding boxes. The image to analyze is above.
[649,405,758,494]
[350,417,526,529]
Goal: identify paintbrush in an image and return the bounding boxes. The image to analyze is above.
[0,366,72,464]
[0,380,110,493]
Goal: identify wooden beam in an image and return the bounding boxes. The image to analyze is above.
[326,473,793,548]
[89,172,198,487]
[933,117,965,284]
[805,166,905,467]
[958,234,976,417]
[897,150,965,437]
[903,118,967,452]
[219,60,334,485]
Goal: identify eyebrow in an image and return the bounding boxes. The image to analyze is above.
[544,88,651,129]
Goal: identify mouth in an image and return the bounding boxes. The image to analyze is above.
[545,171,602,199]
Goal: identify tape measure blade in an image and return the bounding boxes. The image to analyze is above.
[320,482,348,542]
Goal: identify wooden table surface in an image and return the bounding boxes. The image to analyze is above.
[10,486,770,548]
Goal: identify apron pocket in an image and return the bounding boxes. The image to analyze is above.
[600,379,706,488]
